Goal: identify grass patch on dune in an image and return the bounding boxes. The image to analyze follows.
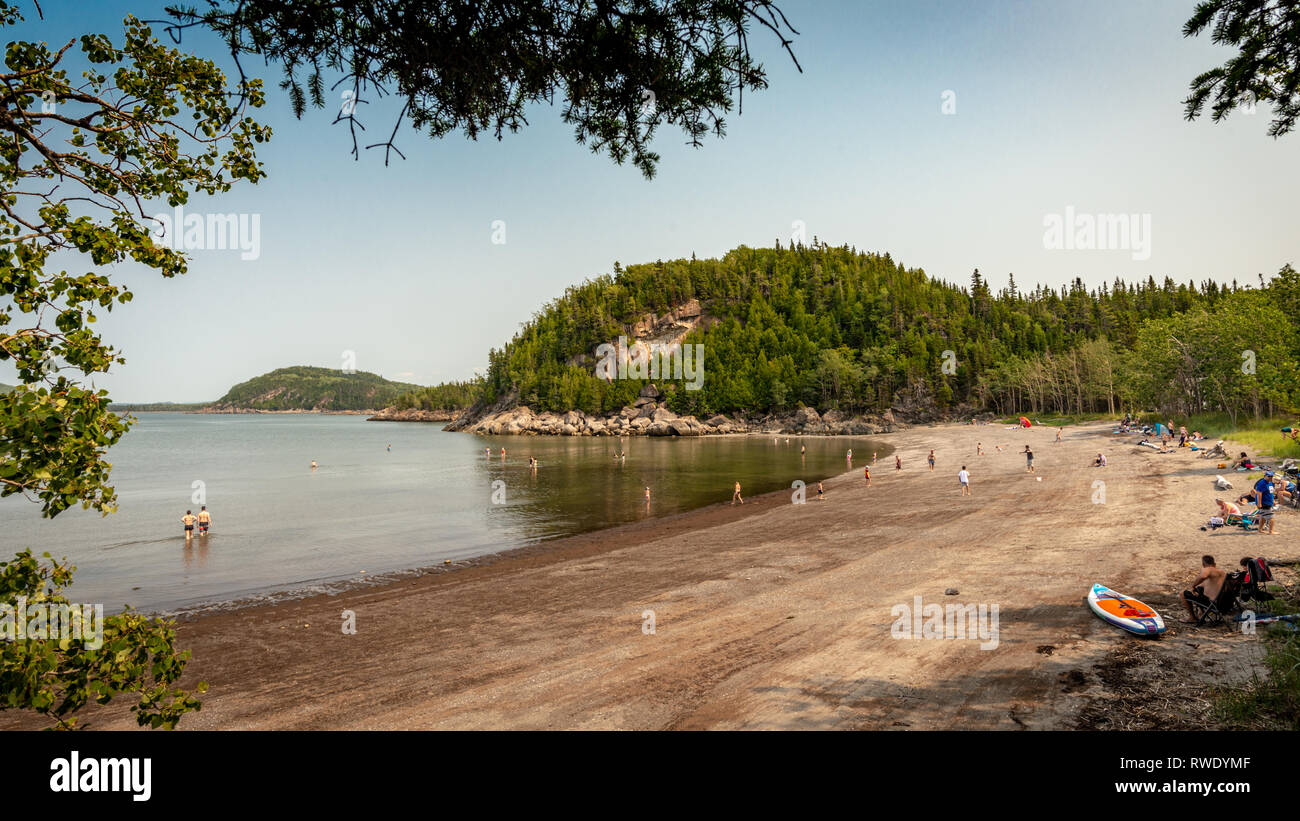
[996,412,1113,427]
[1212,587,1300,730]
[1125,413,1300,460]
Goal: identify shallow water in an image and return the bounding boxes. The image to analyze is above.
[0,414,889,613]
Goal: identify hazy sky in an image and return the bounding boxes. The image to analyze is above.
[5,0,1298,401]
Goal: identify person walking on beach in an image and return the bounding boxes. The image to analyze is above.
[197,506,212,536]
[864,464,871,486]
[732,481,744,506]
[977,442,983,456]
[1055,428,1062,444]
[1254,472,1277,535]
[181,510,197,541]
[872,451,877,464]
[927,450,936,472]
[816,481,825,500]
[1024,445,1035,473]
[958,466,971,496]
[895,454,902,471]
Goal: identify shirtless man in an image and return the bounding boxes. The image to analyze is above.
[197,505,212,536]
[1181,555,1227,622]
[181,510,197,541]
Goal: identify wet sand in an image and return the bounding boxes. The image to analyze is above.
[5,421,1292,730]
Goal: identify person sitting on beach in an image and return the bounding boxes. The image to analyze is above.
[1216,498,1242,518]
[1232,452,1254,470]
[1181,555,1226,623]
[1093,453,1106,467]
[181,510,197,541]
[732,481,744,506]
[197,506,212,536]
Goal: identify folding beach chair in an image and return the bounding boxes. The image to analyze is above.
[1186,572,1245,627]
[1239,557,1276,605]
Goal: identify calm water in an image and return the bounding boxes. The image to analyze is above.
[0,414,889,613]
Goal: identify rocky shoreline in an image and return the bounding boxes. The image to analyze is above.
[365,408,458,423]
[192,407,379,415]
[370,384,898,436]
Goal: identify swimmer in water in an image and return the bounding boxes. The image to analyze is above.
[311,460,317,470]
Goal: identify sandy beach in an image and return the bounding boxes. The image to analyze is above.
[5,420,1293,731]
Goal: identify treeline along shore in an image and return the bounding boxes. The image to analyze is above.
[368,245,1300,437]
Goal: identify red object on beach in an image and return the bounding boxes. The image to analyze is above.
[1019,416,1031,427]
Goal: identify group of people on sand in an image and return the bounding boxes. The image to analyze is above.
[1205,471,1288,536]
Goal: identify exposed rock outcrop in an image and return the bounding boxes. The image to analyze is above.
[367,407,459,422]
[412,402,898,437]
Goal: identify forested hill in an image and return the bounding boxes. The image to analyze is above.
[461,244,1299,422]
[209,366,420,412]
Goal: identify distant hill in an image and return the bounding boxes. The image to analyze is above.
[206,366,421,412]
[0,383,13,394]
[109,401,207,412]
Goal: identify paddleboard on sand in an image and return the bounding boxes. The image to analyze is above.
[1088,584,1166,636]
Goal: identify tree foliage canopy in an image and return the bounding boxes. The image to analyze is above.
[164,0,800,175]
[0,4,269,517]
[464,244,1300,422]
[1183,0,1300,138]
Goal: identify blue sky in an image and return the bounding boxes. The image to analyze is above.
[5,0,1298,401]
